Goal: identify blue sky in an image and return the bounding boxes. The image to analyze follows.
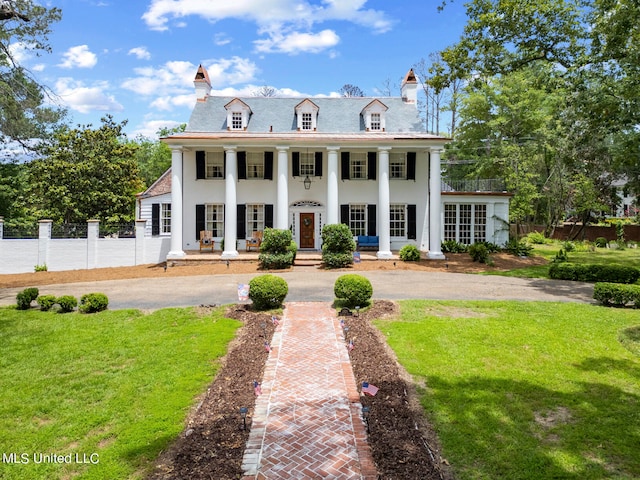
[21,1,468,138]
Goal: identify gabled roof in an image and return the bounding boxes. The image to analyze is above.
[294,98,319,111]
[224,98,252,113]
[361,99,389,114]
[137,168,171,199]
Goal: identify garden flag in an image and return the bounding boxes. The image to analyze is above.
[253,380,262,396]
[272,315,279,326]
[238,284,250,301]
[264,342,271,352]
[362,382,379,396]
[348,339,354,352]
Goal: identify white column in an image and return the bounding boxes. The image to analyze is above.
[135,219,147,265]
[222,146,239,259]
[326,146,340,225]
[276,146,289,230]
[37,219,52,268]
[377,147,393,259]
[428,148,445,259]
[167,147,186,259]
[87,219,99,269]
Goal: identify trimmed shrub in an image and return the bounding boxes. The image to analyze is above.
[442,240,467,253]
[16,287,39,310]
[593,282,640,307]
[37,295,57,311]
[248,275,288,310]
[288,241,298,262]
[334,274,373,307]
[322,224,356,268]
[259,228,295,269]
[56,295,78,313]
[553,248,569,263]
[476,241,501,253]
[562,241,576,252]
[79,293,109,313]
[399,244,421,261]
[595,237,608,248]
[468,243,490,264]
[549,263,640,284]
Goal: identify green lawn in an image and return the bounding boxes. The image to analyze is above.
[487,242,640,279]
[375,300,640,480]
[0,306,241,480]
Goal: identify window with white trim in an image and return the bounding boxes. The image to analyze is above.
[474,204,487,243]
[390,204,406,238]
[247,204,265,235]
[390,152,406,179]
[370,113,381,131]
[459,204,472,244]
[161,203,171,234]
[206,151,224,178]
[300,152,315,176]
[246,152,264,179]
[231,112,243,130]
[444,204,457,241]
[349,204,367,236]
[444,203,488,245]
[301,112,312,130]
[206,204,224,237]
[350,152,367,179]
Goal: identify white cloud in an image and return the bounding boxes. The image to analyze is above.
[214,33,231,46]
[142,0,392,53]
[55,78,123,114]
[255,29,340,54]
[131,119,184,139]
[59,45,98,69]
[128,46,151,60]
[121,57,259,111]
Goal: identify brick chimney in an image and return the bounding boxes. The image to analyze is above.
[194,64,211,101]
[401,68,418,106]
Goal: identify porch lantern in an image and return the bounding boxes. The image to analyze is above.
[303,175,312,190]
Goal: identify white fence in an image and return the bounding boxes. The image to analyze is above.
[0,219,171,274]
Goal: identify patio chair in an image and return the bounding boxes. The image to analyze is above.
[246,231,263,251]
[199,230,215,252]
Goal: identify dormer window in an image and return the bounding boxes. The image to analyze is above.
[361,99,388,132]
[224,98,252,131]
[295,99,319,132]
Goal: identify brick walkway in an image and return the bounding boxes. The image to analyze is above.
[241,302,377,479]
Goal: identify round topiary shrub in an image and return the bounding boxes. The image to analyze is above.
[259,229,295,269]
[334,274,373,307]
[16,287,39,310]
[399,244,421,261]
[56,295,77,313]
[37,294,57,311]
[248,274,288,310]
[468,243,490,263]
[322,224,356,268]
[79,293,109,313]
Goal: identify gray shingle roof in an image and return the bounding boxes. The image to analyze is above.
[186,96,425,134]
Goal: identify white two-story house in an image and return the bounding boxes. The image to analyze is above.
[160,65,509,260]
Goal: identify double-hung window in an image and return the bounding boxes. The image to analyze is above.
[349,204,367,236]
[350,152,367,179]
[370,113,381,131]
[161,203,171,234]
[205,204,224,237]
[206,152,224,178]
[390,153,406,179]
[246,152,264,179]
[389,204,406,238]
[246,204,265,234]
[300,152,315,176]
[231,112,243,130]
[301,112,313,131]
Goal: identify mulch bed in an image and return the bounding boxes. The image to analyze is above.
[147,301,452,480]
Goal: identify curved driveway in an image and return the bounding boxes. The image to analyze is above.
[0,268,594,310]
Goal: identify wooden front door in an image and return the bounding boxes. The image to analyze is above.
[300,213,315,249]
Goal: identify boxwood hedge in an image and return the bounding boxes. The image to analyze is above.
[549,263,640,284]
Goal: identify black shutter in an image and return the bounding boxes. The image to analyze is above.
[195,204,205,240]
[340,204,350,226]
[341,152,350,180]
[264,151,273,180]
[151,203,160,236]
[367,204,377,236]
[265,204,274,228]
[367,152,377,180]
[196,151,206,179]
[237,204,246,239]
[407,152,416,181]
[315,152,323,177]
[292,152,300,177]
[237,151,247,180]
[407,204,417,239]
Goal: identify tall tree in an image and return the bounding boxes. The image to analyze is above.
[133,124,185,188]
[0,0,65,157]
[27,116,143,225]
